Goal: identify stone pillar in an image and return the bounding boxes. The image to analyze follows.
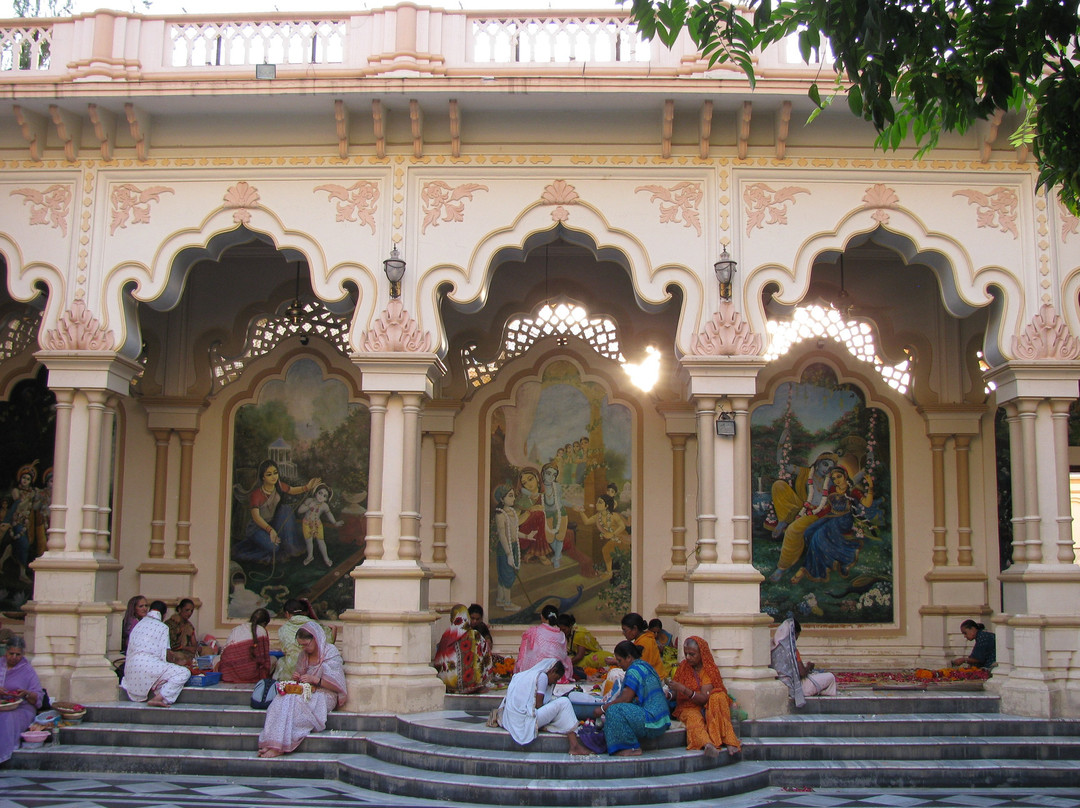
[677,356,786,719]
[25,352,140,703]
[916,406,988,668]
[343,354,446,713]
[656,403,695,621]
[422,401,460,612]
[985,362,1080,718]
[136,399,204,601]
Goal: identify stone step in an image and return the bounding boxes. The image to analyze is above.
[80,701,393,733]
[741,713,1080,738]
[59,722,358,754]
[762,758,1080,790]
[742,735,1080,761]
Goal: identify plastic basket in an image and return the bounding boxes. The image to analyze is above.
[194,655,215,670]
[187,671,222,687]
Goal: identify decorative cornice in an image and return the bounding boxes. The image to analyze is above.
[223,180,260,225]
[634,181,702,236]
[109,183,173,235]
[41,300,115,351]
[952,186,1019,239]
[10,184,72,236]
[314,180,380,233]
[690,301,764,356]
[359,299,432,352]
[420,181,488,234]
[1011,303,1080,360]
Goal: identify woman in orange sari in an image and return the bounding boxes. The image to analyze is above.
[669,636,740,758]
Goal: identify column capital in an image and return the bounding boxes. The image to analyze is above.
[422,399,462,434]
[36,351,142,394]
[917,404,985,437]
[985,361,1080,402]
[678,355,765,399]
[355,353,445,396]
[141,396,207,432]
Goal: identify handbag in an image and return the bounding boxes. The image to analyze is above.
[576,721,607,754]
[250,677,277,710]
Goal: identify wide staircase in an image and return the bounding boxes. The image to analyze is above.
[6,685,1080,805]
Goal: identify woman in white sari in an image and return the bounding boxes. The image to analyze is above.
[496,658,589,755]
[257,620,347,757]
[120,600,191,707]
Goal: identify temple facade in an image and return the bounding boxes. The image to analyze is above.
[1,3,1078,720]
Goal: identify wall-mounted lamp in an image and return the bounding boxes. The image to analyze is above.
[383,245,406,299]
[255,62,277,80]
[715,411,736,437]
[714,247,737,301]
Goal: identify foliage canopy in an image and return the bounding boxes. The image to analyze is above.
[625,0,1080,213]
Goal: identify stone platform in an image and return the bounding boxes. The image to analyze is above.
[5,684,1080,806]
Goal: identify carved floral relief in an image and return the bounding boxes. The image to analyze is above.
[862,183,899,225]
[109,183,174,235]
[420,181,488,235]
[10,184,72,236]
[1059,199,1079,243]
[41,300,115,351]
[634,181,703,236]
[952,186,1018,239]
[314,181,380,234]
[1011,303,1080,360]
[743,182,810,235]
[359,299,432,352]
[223,181,260,225]
[540,179,579,222]
[690,301,764,356]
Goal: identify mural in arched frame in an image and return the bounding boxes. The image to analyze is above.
[487,358,633,625]
[226,356,369,621]
[751,362,894,624]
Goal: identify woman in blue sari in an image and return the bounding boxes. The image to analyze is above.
[592,640,670,756]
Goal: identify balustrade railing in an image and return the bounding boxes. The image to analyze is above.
[0,23,52,71]
[470,15,650,63]
[169,19,345,67]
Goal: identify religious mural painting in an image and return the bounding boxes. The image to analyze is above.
[0,368,56,618]
[751,363,893,624]
[228,358,369,621]
[488,359,632,625]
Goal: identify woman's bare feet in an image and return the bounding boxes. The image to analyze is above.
[703,743,719,758]
[567,733,591,756]
[146,695,169,708]
[725,744,740,756]
[614,748,641,756]
[257,748,283,758]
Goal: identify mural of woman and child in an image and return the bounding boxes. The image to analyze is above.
[488,360,634,626]
[751,364,893,625]
[228,359,370,621]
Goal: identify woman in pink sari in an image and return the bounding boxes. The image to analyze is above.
[1,636,43,764]
[513,604,573,683]
[257,620,347,758]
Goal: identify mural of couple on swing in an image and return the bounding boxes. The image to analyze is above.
[752,363,893,625]
[488,360,633,625]
[228,358,370,621]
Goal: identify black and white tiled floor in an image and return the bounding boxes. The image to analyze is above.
[1,773,1078,808]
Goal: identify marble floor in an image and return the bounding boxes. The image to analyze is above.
[0,772,1078,808]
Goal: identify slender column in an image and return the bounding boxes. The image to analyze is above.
[1017,398,1042,563]
[364,393,388,561]
[669,434,687,566]
[47,389,74,552]
[95,397,118,554]
[175,429,196,560]
[431,432,450,564]
[79,391,107,551]
[1050,399,1075,563]
[1003,402,1027,565]
[149,429,170,559]
[954,435,973,565]
[694,396,717,564]
[731,396,751,564]
[398,392,422,560]
[930,434,948,565]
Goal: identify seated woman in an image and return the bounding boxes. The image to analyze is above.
[275,598,334,682]
[257,622,346,757]
[514,604,573,683]
[669,636,740,757]
[557,613,606,677]
[648,618,674,652]
[121,595,149,655]
[592,640,670,756]
[165,598,198,667]
[220,608,273,683]
[951,619,996,669]
[121,600,191,707]
[616,613,666,680]
[770,617,836,706]
[433,604,492,694]
[0,636,43,764]
[496,658,589,755]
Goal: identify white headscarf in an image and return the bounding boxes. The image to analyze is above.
[498,657,560,745]
[295,619,347,710]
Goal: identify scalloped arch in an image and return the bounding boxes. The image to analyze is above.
[744,211,1022,367]
[415,201,704,359]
